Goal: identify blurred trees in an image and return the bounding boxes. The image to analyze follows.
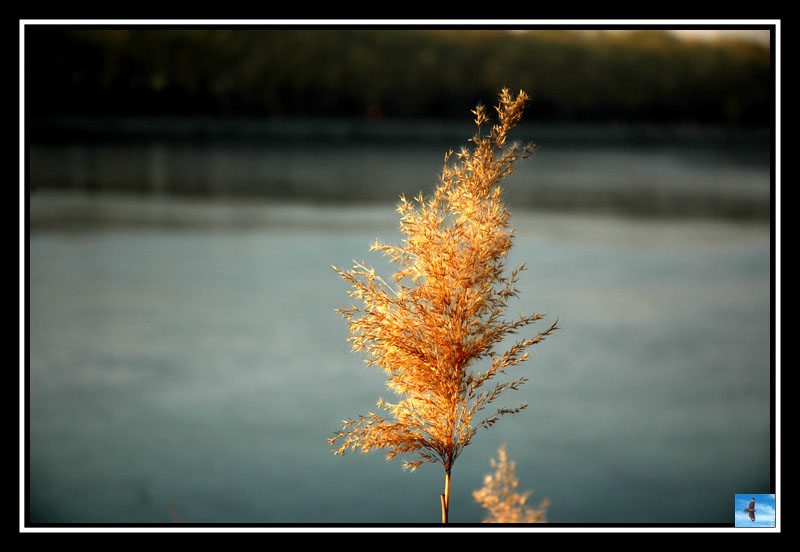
[25,27,771,126]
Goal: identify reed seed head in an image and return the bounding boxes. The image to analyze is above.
[331,88,558,475]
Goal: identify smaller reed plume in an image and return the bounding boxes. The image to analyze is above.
[473,444,549,523]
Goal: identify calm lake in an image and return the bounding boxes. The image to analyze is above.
[26,121,774,526]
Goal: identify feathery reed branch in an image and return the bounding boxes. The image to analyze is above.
[330,88,558,522]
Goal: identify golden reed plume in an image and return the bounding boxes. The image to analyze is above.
[330,89,558,522]
[473,444,549,523]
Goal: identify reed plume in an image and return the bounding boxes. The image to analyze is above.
[473,444,549,523]
[330,88,558,523]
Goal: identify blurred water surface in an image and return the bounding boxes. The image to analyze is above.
[27,122,773,526]
[29,119,770,220]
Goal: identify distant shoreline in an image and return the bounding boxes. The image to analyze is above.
[28,116,771,150]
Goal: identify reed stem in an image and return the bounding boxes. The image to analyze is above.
[441,470,451,523]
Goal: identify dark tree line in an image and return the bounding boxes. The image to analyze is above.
[25,28,772,126]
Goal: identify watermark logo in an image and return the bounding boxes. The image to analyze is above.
[734,494,775,528]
